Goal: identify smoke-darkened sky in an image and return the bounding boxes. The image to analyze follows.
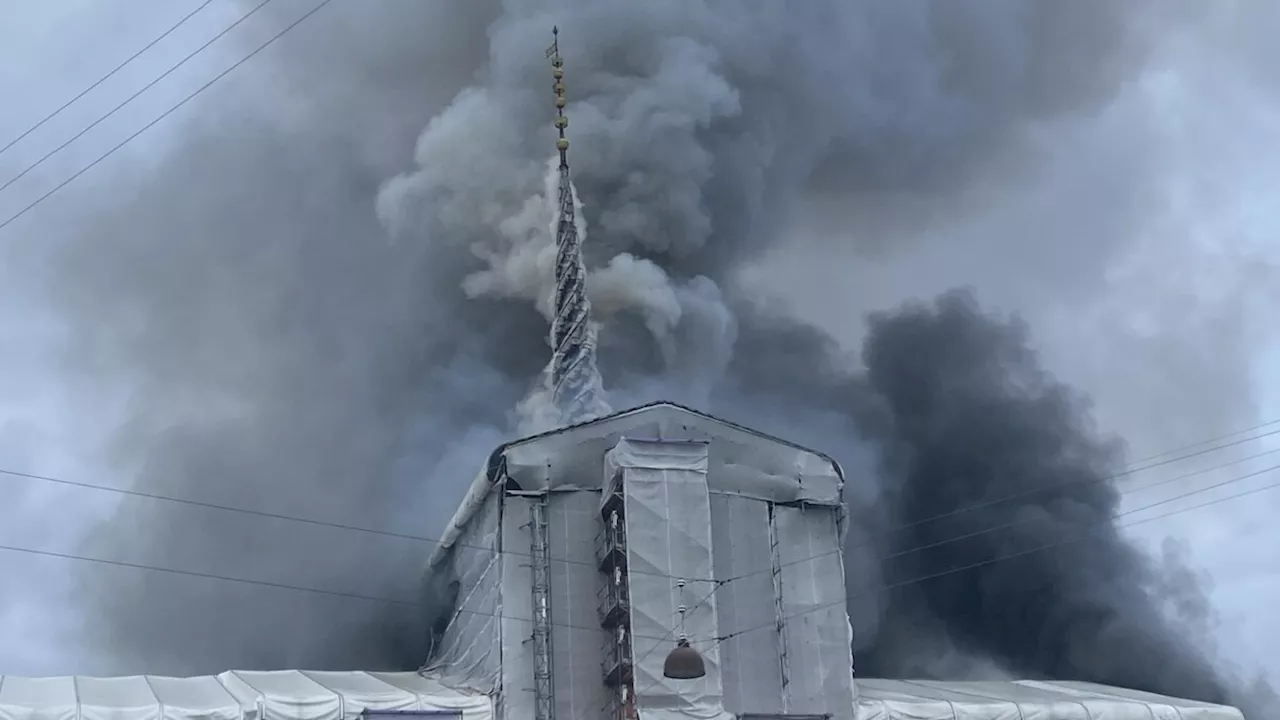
[0,0,1277,714]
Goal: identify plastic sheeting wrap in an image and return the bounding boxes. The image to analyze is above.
[428,403,845,587]
[773,504,856,718]
[497,494,535,720]
[709,494,783,715]
[546,491,611,720]
[502,403,844,505]
[854,679,1246,720]
[611,439,734,720]
[426,489,502,693]
[426,467,500,575]
[0,672,492,720]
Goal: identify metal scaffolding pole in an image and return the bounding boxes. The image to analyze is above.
[530,499,556,720]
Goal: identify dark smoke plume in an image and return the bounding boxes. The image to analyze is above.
[858,292,1229,700]
[7,0,1275,716]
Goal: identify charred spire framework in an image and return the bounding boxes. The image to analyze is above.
[545,26,611,426]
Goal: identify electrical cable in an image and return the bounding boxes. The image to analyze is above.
[707,467,1280,648]
[5,418,1279,587]
[1122,416,1280,464]
[879,442,1280,564]
[0,0,273,198]
[0,464,712,585]
[630,580,724,683]
[2,461,1275,651]
[0,0,218,160]
[718,435,1280,585]
[0,537,699,644]
[867,424,1280,546]
[0,0,335,234]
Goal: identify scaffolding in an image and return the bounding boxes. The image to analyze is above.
[530,499,556,720]
[769,504,791,714]
[598,469,636,720]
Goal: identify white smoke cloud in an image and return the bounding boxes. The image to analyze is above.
[380,131,738,426]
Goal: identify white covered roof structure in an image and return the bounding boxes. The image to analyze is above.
[4,406,1242,720]
[0,671,492,720]
[856,679,1246,720]
[0,673,1243,720]
[414,401,1245,720]
[426,400,845,574]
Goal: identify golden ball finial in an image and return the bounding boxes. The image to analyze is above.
[553,67,564,79]
[556,138,569,151]
[555,95,566,108]
[555,116,568,129]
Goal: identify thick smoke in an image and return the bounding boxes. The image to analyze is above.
[856,292,1229,699]
[9,0,1276,715]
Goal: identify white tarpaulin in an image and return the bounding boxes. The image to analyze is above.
[425,489,502,693]
[611,438,734,720]
[854,679,1245,720]
[501,403,844,504]
[546,491,611,720]
[0,672,492,720]
[774,504,856,718]
[497,494,536,720]
[710,493,783,716]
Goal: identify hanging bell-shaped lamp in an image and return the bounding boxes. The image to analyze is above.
[663,579,707,679]
[662,637,706,680]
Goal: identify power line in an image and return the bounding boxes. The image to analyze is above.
[2,461,1275,652]
[0,0,335,234]
[0,0,272,198]
[880,443,1280,564]
[631,581,724,680]
[0,464,705,585]
[716,452,1280,590]
[563,464,1280,659]
[0,0,218,160]
[6,419,1280,588]
[709,467,1280,647]
[867,423,1280,546]
[1127,416,1280,464]
[720,429,1280,584]
[0,537,665,642]
[4,419,1267,670]
[0,539,416,607]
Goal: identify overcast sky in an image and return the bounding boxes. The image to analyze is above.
[0,0,1276,693]
[0,0,257,675]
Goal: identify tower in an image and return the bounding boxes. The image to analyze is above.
[422,402,856,720]
[546,27,612,426]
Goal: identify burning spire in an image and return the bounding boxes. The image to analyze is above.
[545,27,611,425]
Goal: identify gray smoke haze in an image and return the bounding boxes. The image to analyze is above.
[7,0,1277,716]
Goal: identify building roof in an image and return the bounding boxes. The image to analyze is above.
[0,670,492,720]
[427,402,845,572]
[855,678,1245,720]
[490,400,844,483]
[0,673,1242,720]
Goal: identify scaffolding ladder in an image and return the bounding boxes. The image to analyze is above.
[769,503,791,713]
[530,499,556,720]
[598,470,635,720]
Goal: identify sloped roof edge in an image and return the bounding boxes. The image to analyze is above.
[483,400,845,485]
[427,401,846,574]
